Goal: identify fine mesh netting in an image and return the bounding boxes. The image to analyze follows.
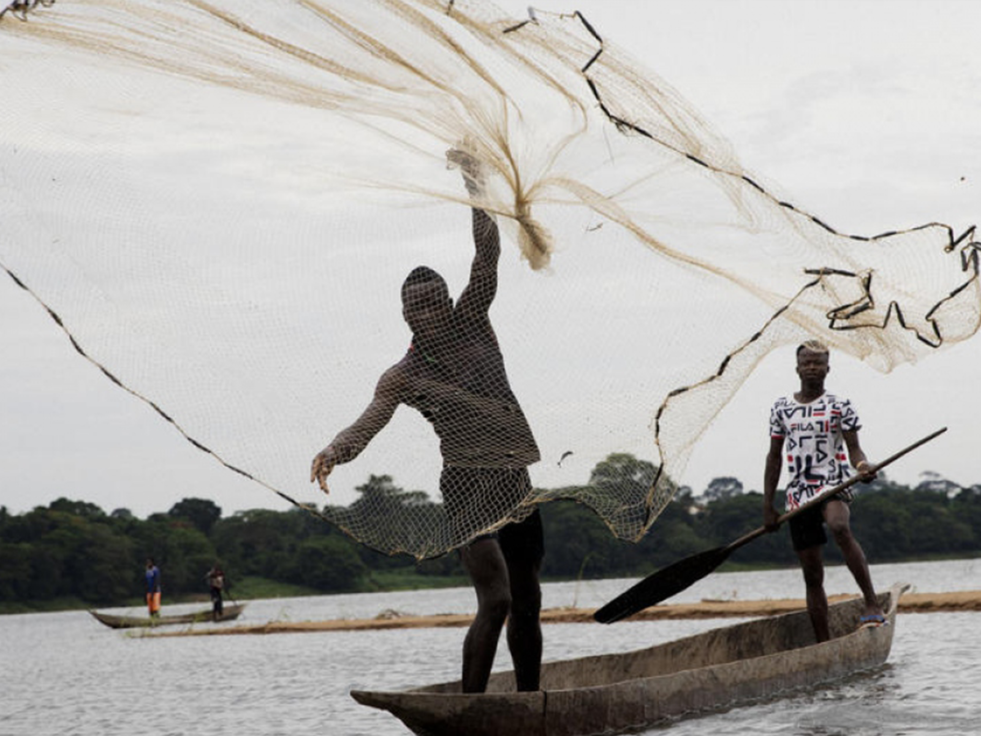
[2,0,979,557]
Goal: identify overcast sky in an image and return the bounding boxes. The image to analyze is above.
[3,0,980,519]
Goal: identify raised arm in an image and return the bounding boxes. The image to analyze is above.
[310,367,403,493]
[447,147,500,321]
[459,207,500,316]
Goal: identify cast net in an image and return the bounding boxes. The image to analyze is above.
[2,0,979,556]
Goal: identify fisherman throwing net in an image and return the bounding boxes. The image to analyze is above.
[2,0,978,559]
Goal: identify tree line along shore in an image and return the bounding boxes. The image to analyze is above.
[3,454,979,614]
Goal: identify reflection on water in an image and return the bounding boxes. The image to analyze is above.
[0,559,977,736]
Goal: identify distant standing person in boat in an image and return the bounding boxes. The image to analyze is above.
[310,147,543,694]
[206,563,225,620]
[763,340,885,641]
[145,558,161,618]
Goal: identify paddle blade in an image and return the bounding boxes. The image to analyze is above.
[593,545,733,624]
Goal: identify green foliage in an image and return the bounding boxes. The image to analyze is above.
[0,542,31,600]
[0,496,374,609]
[283,537,367,591]
[589,454,658,497]
[326,475,444,562]
[3,457,980,612]
[168,498,222,536]
[0,501,137,605]
[541,500,624,578]
[694,492,792,565]
[701,476,744,503]
[210,507,368,593]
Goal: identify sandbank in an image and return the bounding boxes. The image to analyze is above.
[139,590,981,637]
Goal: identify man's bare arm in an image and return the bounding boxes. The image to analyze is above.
[763,435,784,530]
[310,367,403,493]
[843,429,875,479]
[448,147,500,321]
[458,207,500,316]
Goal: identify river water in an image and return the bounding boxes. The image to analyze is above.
[1,559,979,736]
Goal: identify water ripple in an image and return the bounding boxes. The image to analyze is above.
[2,561,979,735]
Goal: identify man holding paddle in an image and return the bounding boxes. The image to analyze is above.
[764,340,885,640]
[593,367,941,626]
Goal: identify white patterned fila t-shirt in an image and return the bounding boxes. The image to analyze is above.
[769,392,861,511]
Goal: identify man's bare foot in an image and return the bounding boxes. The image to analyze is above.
[858,606,887,627]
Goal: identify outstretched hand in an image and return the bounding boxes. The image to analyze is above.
[310,446,338,494]
[446,143,485,196]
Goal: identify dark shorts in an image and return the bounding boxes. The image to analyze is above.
[441,466,543,560]
[497,507,545,564]
[788,494,851,551]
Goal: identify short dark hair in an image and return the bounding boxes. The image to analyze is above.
[402,266,448,302]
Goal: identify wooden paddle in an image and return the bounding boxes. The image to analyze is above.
[594,427,947,624]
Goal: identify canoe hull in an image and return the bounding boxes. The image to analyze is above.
[353,583,906,736]
[89,603,246,629]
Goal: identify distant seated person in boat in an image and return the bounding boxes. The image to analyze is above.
[145,558,161,618]
[763,340,885,641]
[206,563,225,621]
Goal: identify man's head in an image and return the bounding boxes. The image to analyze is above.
[402,266,452,346]
[146,557,155,569]
[796,339,830,385]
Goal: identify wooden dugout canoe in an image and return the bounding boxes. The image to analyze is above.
[89,603,246,629]
[352,583,907,736]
